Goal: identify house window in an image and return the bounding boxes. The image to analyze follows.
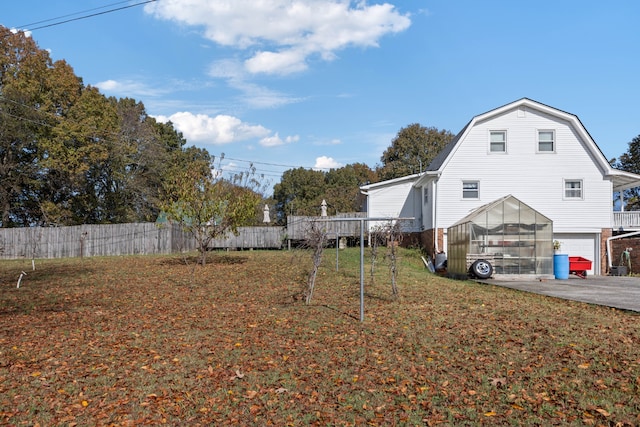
[490,131,506,153]
[423,187,429,205]
[538,130,555,152]
[462,181,479,199]
[564,179,583,199]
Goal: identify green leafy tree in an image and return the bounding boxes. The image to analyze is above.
[40,86,117,224]
[273,168,326,222]
[105,98,186,222]
[273,164,377,222]
[325,163,378,214]
[161,155,263,266]
[377,123,454,181]
[612,134,640,210]
[0,28,56,226]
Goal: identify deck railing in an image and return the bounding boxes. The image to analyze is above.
[613,211,640,229]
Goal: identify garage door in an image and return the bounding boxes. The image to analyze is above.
[554,233,597,275]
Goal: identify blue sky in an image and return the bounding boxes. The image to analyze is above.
[3,0,640,187]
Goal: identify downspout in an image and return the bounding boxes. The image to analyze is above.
[432,178,439,253]
[606,230,640,270]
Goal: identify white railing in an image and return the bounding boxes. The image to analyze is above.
[613,211,640,229]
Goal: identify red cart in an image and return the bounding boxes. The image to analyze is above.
[569,256,592,279]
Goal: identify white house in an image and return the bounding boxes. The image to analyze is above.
[359,173,422,231]
[361,98,640,275]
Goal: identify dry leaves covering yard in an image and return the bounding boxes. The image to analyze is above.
[1,248,639,426]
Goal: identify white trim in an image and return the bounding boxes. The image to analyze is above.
[537,129,556,153]
[563,178,584,200]
[489,129,507,153]
[462,180,480,200]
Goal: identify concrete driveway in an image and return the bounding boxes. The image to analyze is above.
[478,275,640,313]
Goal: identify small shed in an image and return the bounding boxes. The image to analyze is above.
[447,195,554,279]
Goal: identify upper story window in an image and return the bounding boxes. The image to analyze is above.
[564,179,583,199]
[490,131,506,153]
[423,186,429,205]
[538,130,555,152]
[462,181,479,199]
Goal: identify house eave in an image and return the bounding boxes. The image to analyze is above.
[359,172,423,193]
[413,170,441,187]
[608,169,640,192]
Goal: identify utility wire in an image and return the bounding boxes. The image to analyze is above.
[13,0,157,33]
[0,95,303,179]
[223,156,332,171]
[17,1,136,28]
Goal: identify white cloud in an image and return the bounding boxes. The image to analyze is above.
[314,156,343,170]
[145,0,411,76]
[95,79,171,98]
[208,59,303,108]
[155,112,271,145]
[245,49,308,75]
[259,133,300,147]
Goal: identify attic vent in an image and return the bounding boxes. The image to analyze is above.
[517,106,526,118]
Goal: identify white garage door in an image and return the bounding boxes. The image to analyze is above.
[554,233,598,275]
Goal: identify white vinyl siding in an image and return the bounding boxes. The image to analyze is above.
[362,176,422,232]
[489,130,506,153]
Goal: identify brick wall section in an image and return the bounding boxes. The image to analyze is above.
[414,228,443,258]
[610,233,640,275]
[601,228,612,275]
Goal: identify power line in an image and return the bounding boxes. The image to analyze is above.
[17,1,135,28]
[0,95,336,177]
[222,156,332,171]
[13,0,157,33]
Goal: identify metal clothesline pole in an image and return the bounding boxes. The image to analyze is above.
[317,216,414,322]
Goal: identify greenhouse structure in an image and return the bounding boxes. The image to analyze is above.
[447,195,554,279]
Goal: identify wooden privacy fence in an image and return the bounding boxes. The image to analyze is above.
[0,223,196,260]
[0,213,367,260]
[287,213,367,241]
[208,226,285,249]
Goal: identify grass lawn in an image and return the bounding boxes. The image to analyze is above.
[1,248,639,426]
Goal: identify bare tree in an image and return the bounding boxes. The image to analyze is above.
[369,224,386,284]
[386,222,403,297]
[303,221,327,305]
[29,227,43,270]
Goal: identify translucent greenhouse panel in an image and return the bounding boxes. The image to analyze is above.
[487,202,503,234]
[503,197,520,228]
[469,214,487,254]
[518,204,536,270]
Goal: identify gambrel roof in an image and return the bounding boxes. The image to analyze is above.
[416,98,640,192]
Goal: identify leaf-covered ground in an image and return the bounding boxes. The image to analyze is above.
[1,249,639,426]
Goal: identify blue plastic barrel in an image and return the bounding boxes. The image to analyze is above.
[554,254,569,280]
